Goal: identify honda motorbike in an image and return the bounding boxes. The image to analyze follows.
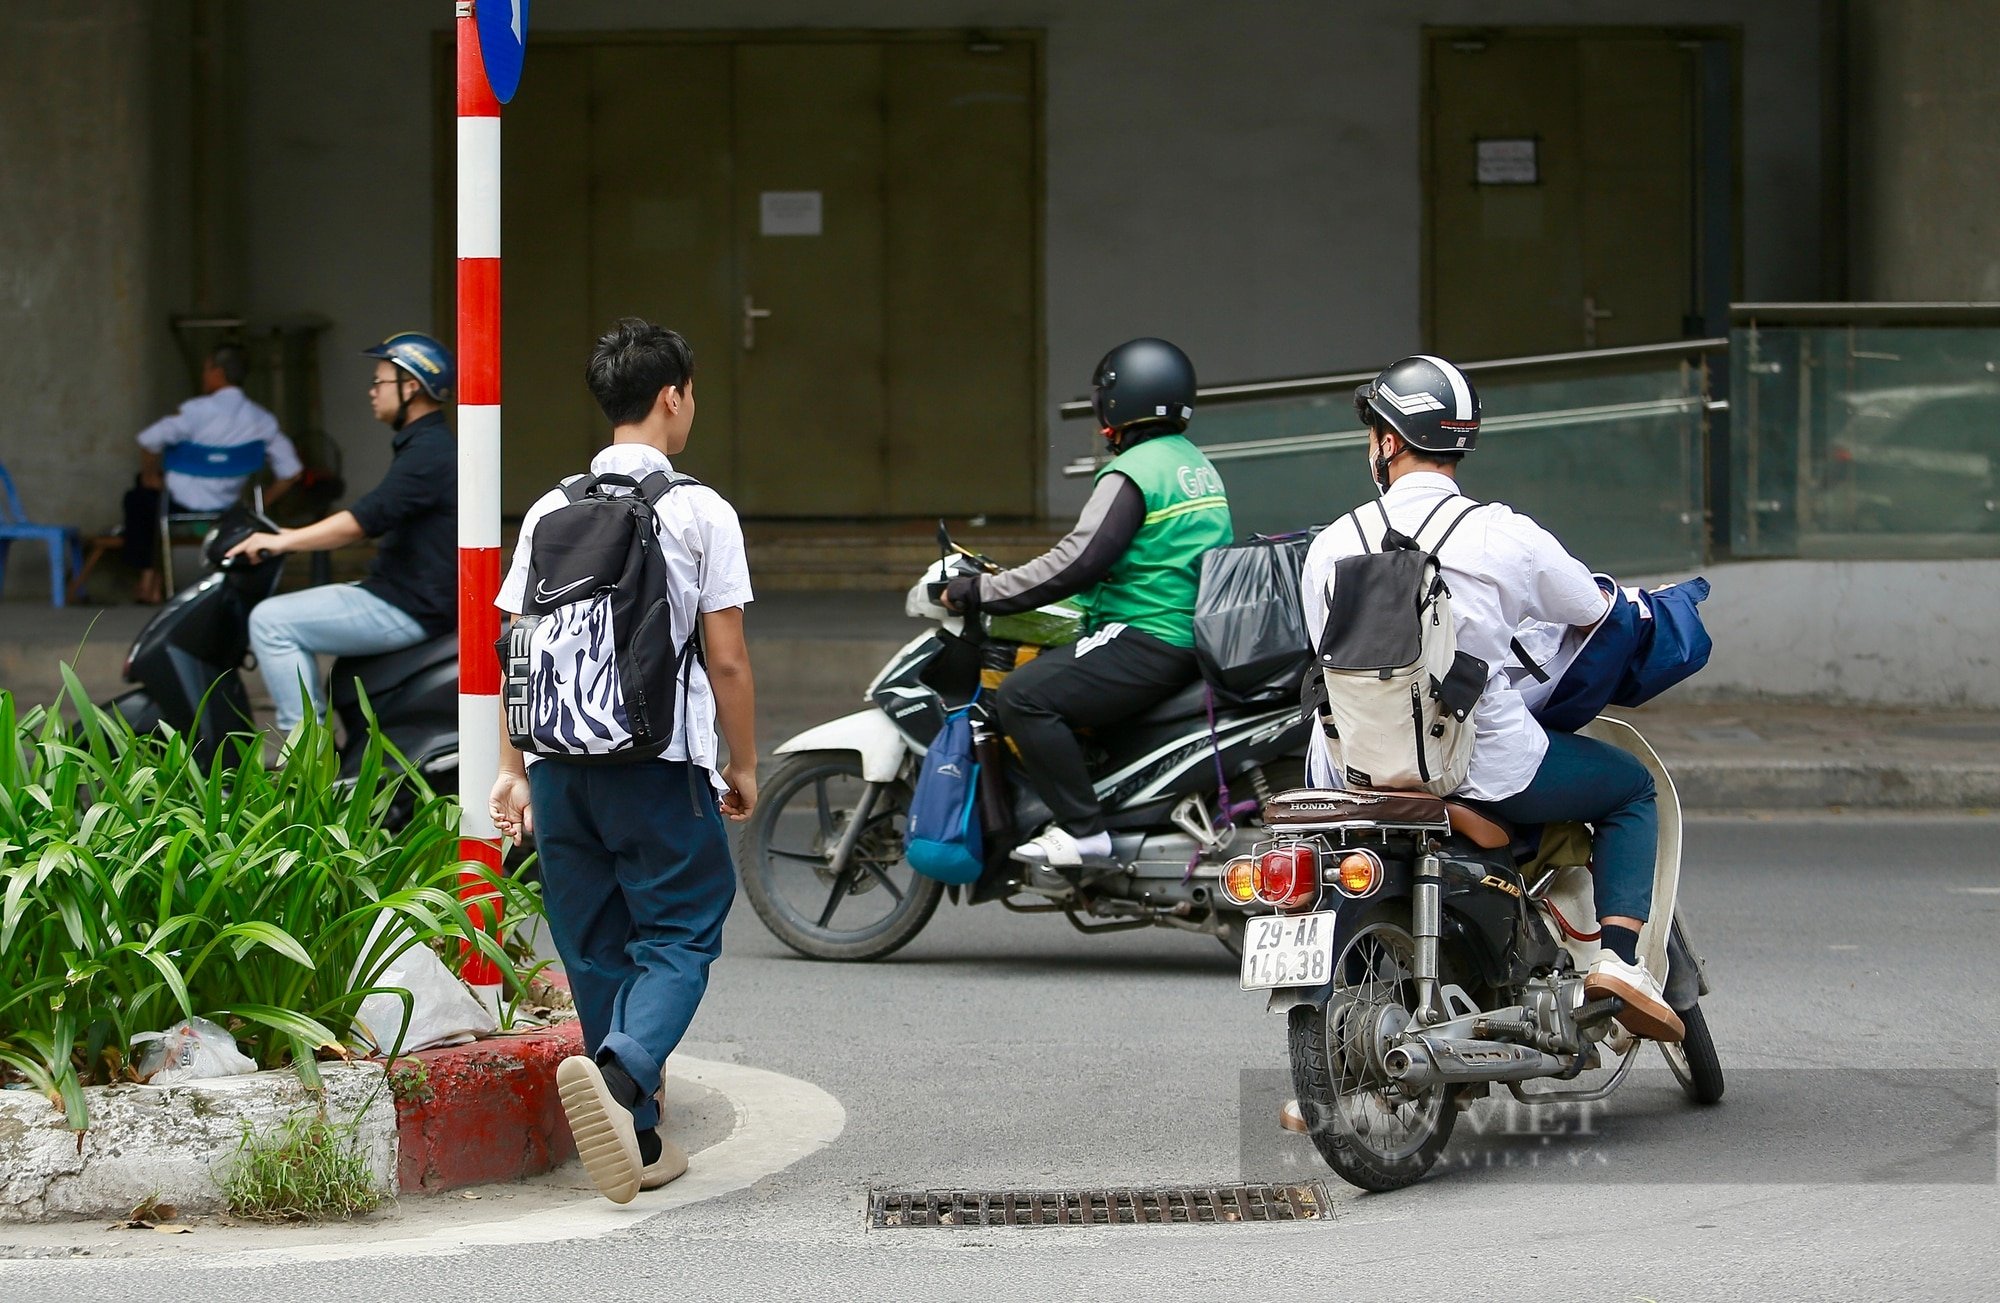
[736,540,1311,961]
[104,505,461,793]
[1239,717,1722,1191]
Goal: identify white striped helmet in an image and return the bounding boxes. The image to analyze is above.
[1353,355,1481,453]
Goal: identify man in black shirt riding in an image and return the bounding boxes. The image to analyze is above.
[226,332,459,732]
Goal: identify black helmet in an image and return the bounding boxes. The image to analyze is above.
[1092,338,1195,436]
[1354,354,1480,453]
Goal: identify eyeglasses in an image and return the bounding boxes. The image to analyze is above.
[368,378,406,392]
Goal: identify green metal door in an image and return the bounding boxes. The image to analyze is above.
[468,34,1040,518]
[1426,30,1708,360]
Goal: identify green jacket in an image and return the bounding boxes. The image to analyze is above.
[1075,434,1234,646]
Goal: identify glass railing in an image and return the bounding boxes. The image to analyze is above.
[1729,305,2000,559]
[1062,341,1719,577]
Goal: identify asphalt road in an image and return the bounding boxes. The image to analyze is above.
[6,815,1997,1301]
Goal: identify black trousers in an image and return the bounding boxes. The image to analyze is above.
[120,479,191,569]
[993,624,1198,837]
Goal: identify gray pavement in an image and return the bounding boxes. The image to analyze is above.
[4,815,1998,1300]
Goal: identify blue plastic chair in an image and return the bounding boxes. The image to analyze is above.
[0,461,84,608]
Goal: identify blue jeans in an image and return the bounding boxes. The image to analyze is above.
[248,583,426,729]
[528,760,734,1134]
[1488,732,1659,923]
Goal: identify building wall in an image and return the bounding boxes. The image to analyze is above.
[1847,0,2000,300]
[1668,559,2000,707]
[225,0,1826,521]
[0,0,191,597]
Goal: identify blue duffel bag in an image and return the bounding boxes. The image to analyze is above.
[904,696,985,885]
[1528,576,1713,733]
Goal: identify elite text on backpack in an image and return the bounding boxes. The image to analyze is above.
[1314,498,1489,796]
[498,470,701,762]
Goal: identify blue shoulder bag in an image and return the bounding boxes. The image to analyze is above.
[904,694,985,885]
[1530,577,1713,733]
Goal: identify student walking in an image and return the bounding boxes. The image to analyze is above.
[489,319,757,1203]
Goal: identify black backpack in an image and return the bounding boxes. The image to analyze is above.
[496,470,701,763]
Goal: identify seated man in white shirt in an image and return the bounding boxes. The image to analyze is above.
[1300,355,1682,1043]
[124,344,300,601]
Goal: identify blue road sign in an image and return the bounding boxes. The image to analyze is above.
[475,0,529,104]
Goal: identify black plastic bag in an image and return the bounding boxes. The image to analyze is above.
[1192,527,1322,705]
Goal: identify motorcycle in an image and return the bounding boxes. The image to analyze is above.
[736,540,1312,961]
[1240,717,1722,1191]
[104,505,461,794]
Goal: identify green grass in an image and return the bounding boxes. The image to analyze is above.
[0,669,544,1129]
[222,1112,384,1221]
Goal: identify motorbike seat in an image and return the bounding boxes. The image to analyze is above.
[1261,785,1513,848]
[1127,679,1212,728]
[1444,802,1512,849]
[330,634,458,702]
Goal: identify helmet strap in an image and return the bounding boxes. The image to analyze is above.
[391,372,421,431]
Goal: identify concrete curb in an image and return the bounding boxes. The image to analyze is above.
[1670,760,2000,812]
[0,1063,396,1223]
[392,1022,583,1195]
[0,1022,589,1222]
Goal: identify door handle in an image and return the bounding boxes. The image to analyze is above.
[1583,295,1615,349]
[742,295,773,350]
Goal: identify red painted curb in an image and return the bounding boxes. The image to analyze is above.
[392,1020,584,1195]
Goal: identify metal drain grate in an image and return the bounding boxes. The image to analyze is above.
[868,1182,1332,1228]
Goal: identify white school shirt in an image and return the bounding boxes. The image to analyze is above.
[1300,471,1608,802]
[134,386,303,511]
[496,443,753,789]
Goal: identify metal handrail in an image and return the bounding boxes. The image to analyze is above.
[1056,337,1728,419]
[1063,387,1725,477]
[1731,301,2000,326]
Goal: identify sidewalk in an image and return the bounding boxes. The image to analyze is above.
[3,595,1993,812]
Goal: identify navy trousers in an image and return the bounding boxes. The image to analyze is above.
[527,760,734,1133]
[1488,732,1659,923]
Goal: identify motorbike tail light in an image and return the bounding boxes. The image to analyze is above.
[1254,844,1317,909]
[1334,849,1384,898]
[1221,856,1257,905]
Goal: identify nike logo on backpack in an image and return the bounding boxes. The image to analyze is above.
[534,574,596,603]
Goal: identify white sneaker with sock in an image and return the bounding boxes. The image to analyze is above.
[1011,826,1114,867]
[1583,953,1685,1043]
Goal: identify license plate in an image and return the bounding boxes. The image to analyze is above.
[1239,909,1338,990]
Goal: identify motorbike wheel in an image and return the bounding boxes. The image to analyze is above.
[1659,1002,1725,1105]
[1288,902,1458,1192]
[736,751,943,962]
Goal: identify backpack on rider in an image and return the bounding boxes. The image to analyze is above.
[1312,497,1490,795]
[497,470,701,762]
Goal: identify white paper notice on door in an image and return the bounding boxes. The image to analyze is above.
[1475,138,1538,185]
[759,191,823,236]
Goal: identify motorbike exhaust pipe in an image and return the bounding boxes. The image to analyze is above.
[1384,1037,1568,1089]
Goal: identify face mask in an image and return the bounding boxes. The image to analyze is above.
[1370,434,1393,495]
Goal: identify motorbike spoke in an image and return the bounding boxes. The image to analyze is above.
[815,866,859,928]
[768,846,830,866]
[855,859,904,902]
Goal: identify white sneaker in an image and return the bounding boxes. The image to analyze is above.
[1010,826,1114,868]
[639,1135,689,1190]
[555,1056,642,1204]
[1583,954,1685,1043]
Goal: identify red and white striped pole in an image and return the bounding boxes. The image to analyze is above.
[455,2,504,990]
